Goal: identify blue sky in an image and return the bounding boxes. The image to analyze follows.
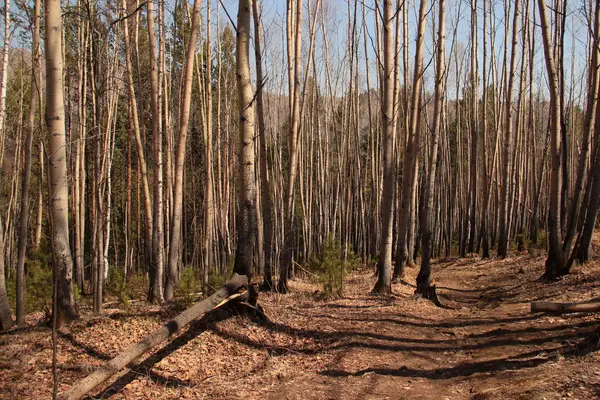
[0,0,592,104]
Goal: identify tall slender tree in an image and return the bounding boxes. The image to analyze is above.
[417,0,445,296]
[538,0,566,277]
[15,0,41,327]
[252,0,274,290]
[147,0,165,303]
[45,0,79,324]
[372,0,394,294]
[234,0,257,278]
[166,0,200,301]
[279,0,303,292]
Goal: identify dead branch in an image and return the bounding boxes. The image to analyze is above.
[530,301,600,314]
[59,274,248,400]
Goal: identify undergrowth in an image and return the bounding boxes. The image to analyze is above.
[308,236,359,298]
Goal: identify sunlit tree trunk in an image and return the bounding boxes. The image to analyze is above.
[234,0,257,278]
[279,0,303,292]
[45,0,79,324]
[147,0,164,303]
[372,0,394,294]
[0,0,10,167]
[165,0,200,302]
[498,0,520,258]
[252,0,274,290]
[203,0,215,290]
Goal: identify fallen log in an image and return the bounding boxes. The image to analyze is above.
[530,301,600,313]
[59,274,248,400]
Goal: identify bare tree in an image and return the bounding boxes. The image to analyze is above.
[234,0,257,278]
[252,0,275,290]
[372,0,395,294]
[279,0,303,292]
[0,216,13,330]
[498,0,520,258]
[166,0,200,301]
[394,0,428,281]
[15,0,41,326]
[147,0,165,303]
[45,0,79,324]
[417,0,446,297]
[537,0,566,277]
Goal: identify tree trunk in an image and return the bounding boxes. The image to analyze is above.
[417,0,445,296]
[165,0,200,302]
[393,0,427,281]
[372,0,394,295]
[15,0,41,326]
[562,0,600,257]
[498,0,520,258]
[147,0,165,303]
[235,0,257,278]
[0,217,13,330]
[44,0,79,324]
[123,0,153,268]
[279,0,303,292]
[538,0,567,277]
[252,0,275,290]
[0,0,10,167]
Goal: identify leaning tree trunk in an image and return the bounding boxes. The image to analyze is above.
[562,0,600,259]
[538,0,567,277]
[165,0,200,302]
[123,0,153,268]
[575,93,600,265]
[235,0,257,278]
[45,0,79,324]
[372,0,394,295]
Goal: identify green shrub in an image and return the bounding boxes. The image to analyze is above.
[7,262,53,314]
[517,228,531,252]
[107,267,130,306]
[309,236,358,298]
[206,263,233,297]
[536,230,547,249]
[176,266,201,307]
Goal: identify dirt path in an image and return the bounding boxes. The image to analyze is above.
[2,254,600,399]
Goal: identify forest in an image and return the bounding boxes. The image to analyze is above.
[1,0,600,398]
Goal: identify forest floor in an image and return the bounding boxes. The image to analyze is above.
[3,248,600,399]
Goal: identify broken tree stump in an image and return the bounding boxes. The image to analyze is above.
[59,274,248,400]
[530,301,600,314]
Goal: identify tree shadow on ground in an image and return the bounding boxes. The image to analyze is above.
[319,322,600,380]
[209,313,599,357]
[84,307,250,399]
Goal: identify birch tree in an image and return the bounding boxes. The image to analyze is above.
[45,0,78,324]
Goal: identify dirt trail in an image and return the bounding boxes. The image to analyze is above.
[2,254,600,399]
[263,256,600,400]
